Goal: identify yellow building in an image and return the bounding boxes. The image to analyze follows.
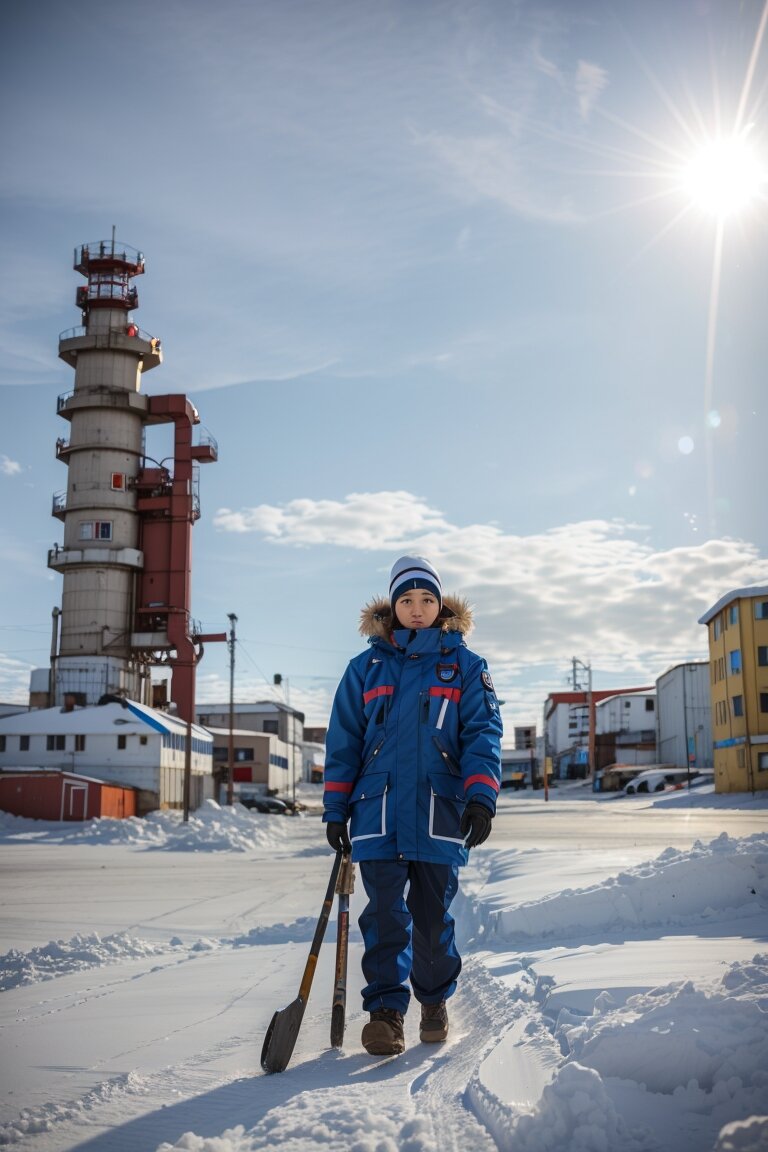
[699,586,768,793]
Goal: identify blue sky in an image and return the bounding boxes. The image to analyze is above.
[1,0,766,733]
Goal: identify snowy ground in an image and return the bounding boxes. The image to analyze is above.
[0,784,767,1152]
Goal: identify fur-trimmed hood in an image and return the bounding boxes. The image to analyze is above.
[359,594,474,642]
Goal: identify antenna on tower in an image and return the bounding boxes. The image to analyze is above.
[111,224,116,255]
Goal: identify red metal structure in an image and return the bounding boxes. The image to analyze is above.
[133,394,226,723]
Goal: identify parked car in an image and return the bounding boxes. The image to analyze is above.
[237,794,289,815]
[623,768,697,795]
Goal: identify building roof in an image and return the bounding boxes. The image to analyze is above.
[0,699,212,741]
[544,687,653,719]
[596,690,656,708]
[698,585,768,626]
[197,700,306,721]
[0,768,136,788]
[204,727,274,739]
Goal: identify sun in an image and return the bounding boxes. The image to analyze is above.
[680,130,765,218]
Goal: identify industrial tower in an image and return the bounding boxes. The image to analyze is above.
[48,235,225,722]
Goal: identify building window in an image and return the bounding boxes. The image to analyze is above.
[713,616,722,639]
[758,647,768,667]
[645,698,655,711]
[47,734,65,751]
[729,650,742,674]
[78,520,113,541]
[729,604,739,625]
[760,693,768,714]
[732,695,744,718]
[759,752,768,772]
[235,747,254,762]
[755,601,768,620]
[0,735,5,752]
[117,734,127,750]
[110,473,126,491]
[140,735,148,745]
[263,720,279,734]
[75,734,86,752]
[20,735,29,751]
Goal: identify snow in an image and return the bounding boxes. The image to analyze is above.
[0,785,767,1152]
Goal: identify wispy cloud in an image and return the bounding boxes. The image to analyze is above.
[0,455,22,476]
[191,359,340,394]
[575,60,609,122]
[416,129,583,223]
[213,490,768,680]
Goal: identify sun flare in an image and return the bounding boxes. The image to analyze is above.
[681,131,765,217]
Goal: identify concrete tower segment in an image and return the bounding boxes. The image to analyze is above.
[49,238,224,720]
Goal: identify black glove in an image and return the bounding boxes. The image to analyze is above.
[325,821,351,853]
[460,802,493,848]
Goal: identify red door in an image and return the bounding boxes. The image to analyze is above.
[62,782,88,820]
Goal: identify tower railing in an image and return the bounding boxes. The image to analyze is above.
[59,324,159,344]
[196,429,219,457]
[74,242,145,271]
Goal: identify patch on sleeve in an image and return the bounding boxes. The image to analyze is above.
[481,670,495,693]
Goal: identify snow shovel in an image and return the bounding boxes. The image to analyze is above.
[330,852,355,1048]
[261,849,343,1074]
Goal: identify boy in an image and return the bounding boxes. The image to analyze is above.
[323,555,503,1056]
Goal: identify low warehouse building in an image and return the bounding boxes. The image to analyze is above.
[0,696,214,813]
[0,769,136,821]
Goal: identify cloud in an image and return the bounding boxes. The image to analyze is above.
[417,129,582,223]
[213,491,768,685]
[0,455,22,476]
[575,59,609,122]
[214,491,452,548]
[0,653,34,702]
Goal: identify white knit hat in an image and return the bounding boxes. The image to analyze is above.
[389,555,443,610]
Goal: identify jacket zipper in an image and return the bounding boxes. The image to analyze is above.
[432,734,462,777]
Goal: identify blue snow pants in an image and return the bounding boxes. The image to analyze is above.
[358,859,462,1015]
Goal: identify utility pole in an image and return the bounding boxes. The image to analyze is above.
[227,613,237,806]
[572,657,594,783]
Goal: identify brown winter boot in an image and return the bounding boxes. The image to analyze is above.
[361,1008,405,1055]
[419,1001,449,1042]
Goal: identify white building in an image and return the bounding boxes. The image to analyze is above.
[595,691,657,769]
[205,727,293,798]
[655,661,713,771]
[197,701,304,791]
[595,691,657,737]
[543,687,654,777]
[0,698,214,813]
[302,741,325,784]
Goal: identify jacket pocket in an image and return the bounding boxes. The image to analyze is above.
[432,735,462,777]
[349,771,389,843]
[428,772,465,844]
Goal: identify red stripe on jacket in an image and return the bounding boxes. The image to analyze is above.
[363,685,395,705]
[464,773,500,794]
[324,780,354,793]
[429,686,461,702]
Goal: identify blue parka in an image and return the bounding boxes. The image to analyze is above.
[322,595,503,866]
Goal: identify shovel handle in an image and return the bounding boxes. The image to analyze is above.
[297,850,342,1003]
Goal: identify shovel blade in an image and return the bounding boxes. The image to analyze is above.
[260,997,306,1074]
